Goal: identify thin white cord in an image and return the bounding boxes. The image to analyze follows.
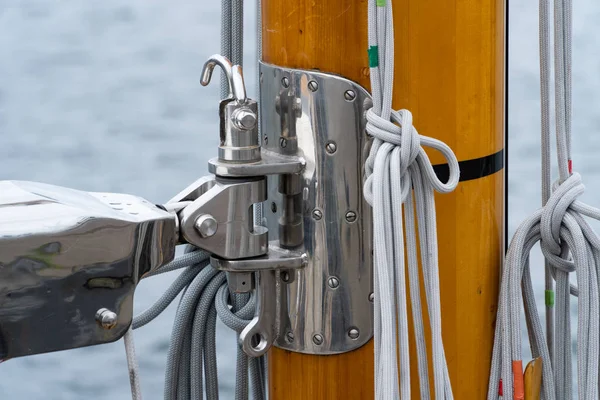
[124,327,143,400]
[365,0,459,398]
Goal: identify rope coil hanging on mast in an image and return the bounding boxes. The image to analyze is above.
[488,0,600,398]
[365,0,459,398]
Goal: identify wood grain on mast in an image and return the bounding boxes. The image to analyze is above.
[262,0,505,398]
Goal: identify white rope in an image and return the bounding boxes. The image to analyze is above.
[487,0,600,398]
[365,1,459,398]
[124,327,143,400]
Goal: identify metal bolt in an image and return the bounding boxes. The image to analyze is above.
[348,328,360,340]
[195,214,218,238]
[312,209,323,220]
[281,271,290,282]
[232,108,257,130]
[263,134,268,145]
[285,331,295,343]
[327,276,340,289]
[312,333,324,346]
[279,137,287,148]
[369,292,374,302]
[325,141,337,154]
[281,76,290,88]
[271,202,277,213]
[344,90,356,101]
[345,211,357,223]
[308,80,319,92]
[96,308,118,330]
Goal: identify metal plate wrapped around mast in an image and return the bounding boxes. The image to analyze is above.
[259,62,374,354]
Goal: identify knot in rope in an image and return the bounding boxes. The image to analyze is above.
[539,172,585,273]
[365,108,420,174]
[363,107,460,206]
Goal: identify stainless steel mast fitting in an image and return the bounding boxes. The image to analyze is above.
[172,55,309,357]
[0,54,374,361]
[187,57,375,356]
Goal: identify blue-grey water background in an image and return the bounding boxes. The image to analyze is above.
[1,1,600,398]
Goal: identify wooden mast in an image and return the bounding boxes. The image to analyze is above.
[262,1,506,398]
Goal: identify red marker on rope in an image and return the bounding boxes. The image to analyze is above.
[568,159,573,174]
[498,379,503,399]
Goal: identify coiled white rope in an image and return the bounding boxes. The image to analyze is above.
[487,0,600,399]
[364,0,459,398]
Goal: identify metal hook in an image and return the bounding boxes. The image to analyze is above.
[201,54,248,104]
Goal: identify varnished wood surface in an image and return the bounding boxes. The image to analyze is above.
[263,0,505,398]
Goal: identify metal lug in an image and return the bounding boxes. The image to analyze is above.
[226,272,255,293]
[208,149,305,178]
[239,270,278,357]
[210,242,307,272]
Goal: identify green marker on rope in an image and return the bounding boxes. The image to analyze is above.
[376,0,386,6]
[368,46,379,68]
[545,289,555,307]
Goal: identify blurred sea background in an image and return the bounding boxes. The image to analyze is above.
[1,0,600,398]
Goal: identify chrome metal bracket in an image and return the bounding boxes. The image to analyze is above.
[211,244,307,356]
[208,149,305,177]
[172,175,269,259]
[0,56,374,361]
[259,62,374,355]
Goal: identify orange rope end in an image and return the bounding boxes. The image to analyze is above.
[512,360,524,400]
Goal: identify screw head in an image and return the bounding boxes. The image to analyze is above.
[281,271,290,282]
[285,331,295,343]
[348,328,360,340]
[263,134,268,145]
[312,209,323,220]
[195,214,218,238]
[96,308,118,330]
[327,276,340,289]
[281,76,290,88]
[231,108,257,130]
[279,137,287,148]
[308,80,319,92]
[271,202,277,213]
[312,333,324,345]
[325,141,337,154]
[369,292,374,302]
[345,211,357,223]
[344,90,356,101]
